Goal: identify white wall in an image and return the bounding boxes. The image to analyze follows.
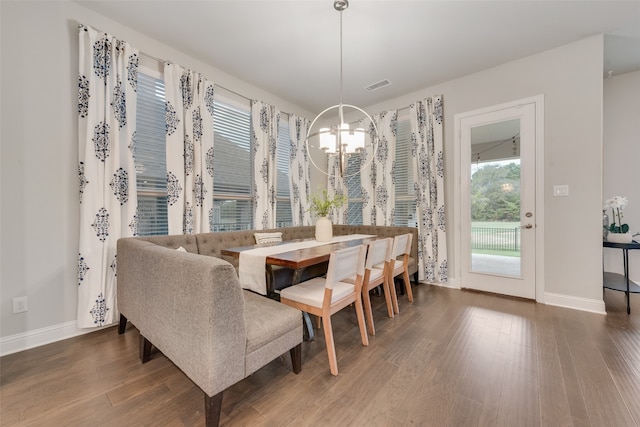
[363,36,605,307]
[603,70,640,281]
[0,0,313,351]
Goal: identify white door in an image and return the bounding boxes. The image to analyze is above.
[457,100,539,299]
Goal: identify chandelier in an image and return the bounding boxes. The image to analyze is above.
[306,0,378,178]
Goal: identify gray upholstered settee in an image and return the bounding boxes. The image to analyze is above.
[116,237,303,427]
[116,224,418,425]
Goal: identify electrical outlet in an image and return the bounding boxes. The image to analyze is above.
[12,296,28,314]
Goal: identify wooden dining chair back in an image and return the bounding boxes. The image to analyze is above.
[360,237,393,336]
[279,244,369,376]
[389,233,414,307]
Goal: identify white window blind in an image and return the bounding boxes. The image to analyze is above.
[275,117,293,227]
[135,72,168,236]
[394,116,417,227]
[212,98,253,231]
[345,155,363,225]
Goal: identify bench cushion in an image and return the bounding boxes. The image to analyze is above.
[243,290,303,375]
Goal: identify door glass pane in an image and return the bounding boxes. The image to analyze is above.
[469,119,521,277]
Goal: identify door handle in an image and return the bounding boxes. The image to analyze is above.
[522,224,533,229]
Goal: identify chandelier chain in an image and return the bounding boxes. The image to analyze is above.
[304,0,379,178]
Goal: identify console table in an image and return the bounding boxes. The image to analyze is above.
[603,240,640,314]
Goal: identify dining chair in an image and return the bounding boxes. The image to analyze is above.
[388,233,414,313]
[345,238,393,336]
[279,244,369,376]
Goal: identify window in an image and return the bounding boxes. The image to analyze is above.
[212,94,253,231]
[275,117,293,227]
[342,114,416,227]
[133,68,312,233]
[345,155,363,225]
[135,71,168,236]
[394,115,417,227]
[135,71,256,234]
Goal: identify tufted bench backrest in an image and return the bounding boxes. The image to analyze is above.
[196,231,251,268]
[346,225,418,263]
[132,224,418,278]
[196,227,317,268]
[139,234,199,253]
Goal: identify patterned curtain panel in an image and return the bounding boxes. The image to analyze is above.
[251,101,280,229]
[409,95,447,283]
[164,63,215,235]
[326,157,348,224]
[288,114,312,226]
[77,25,139,328]
[361,110,397,226]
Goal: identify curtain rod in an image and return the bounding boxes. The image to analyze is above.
[80,22,299,117]
[80,23,406,120]
[140,52,300,118]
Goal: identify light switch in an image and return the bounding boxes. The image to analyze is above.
[553,185,569,197]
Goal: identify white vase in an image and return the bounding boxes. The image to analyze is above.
[315,217,333,242]
[607,232,633,244]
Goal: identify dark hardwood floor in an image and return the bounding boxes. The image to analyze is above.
[2,284,640,426]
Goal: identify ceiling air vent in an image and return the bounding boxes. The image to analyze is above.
[364,79,391,92]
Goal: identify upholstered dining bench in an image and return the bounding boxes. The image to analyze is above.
[116,237,303,426]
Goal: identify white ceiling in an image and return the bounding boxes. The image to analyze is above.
[77,0,640,115]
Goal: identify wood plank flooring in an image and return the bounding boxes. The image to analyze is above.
[3,284,640,426]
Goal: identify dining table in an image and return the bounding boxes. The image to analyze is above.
[221,234,377,340]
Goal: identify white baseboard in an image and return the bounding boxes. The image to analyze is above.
[0,321,99,357]
[422,280,606,315]
[441,277,461,289]
[419,278,461,289]
[544,292,607,315]
[0,289,605,357]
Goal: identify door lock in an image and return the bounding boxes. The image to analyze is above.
[522,224,533,229]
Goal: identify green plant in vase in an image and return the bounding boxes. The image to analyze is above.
[309,189,346,242]
[309,189,346,218]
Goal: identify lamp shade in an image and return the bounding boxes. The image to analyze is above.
[348,127,365,152]
[338,123,350,151]
[319,128,336,153]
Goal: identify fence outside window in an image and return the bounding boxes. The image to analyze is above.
[471,226,520,252]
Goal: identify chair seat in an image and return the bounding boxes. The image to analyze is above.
[368,268,385,282]
[269,262,329,291]
[375,258,416,277]
[391,265,404,276]
[344,267,385,285]
[280,277,355,308]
